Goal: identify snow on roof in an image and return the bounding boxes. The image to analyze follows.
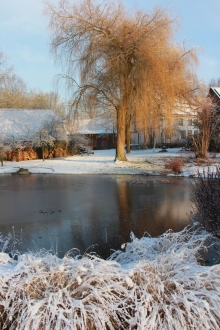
[0,109,63,138]
[172,102,196,116]
[73,119,115,134]
[210,87,220,99]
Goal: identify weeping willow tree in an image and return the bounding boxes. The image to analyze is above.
[134,45,198,149]
[45,0,198,161]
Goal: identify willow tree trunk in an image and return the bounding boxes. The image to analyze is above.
[144,130,147,145]
[126,114,131,153]
[16,150,19,162]
[197,134,209,159]
[153,134,156,152]
[201,122,210,159]
[64,141,68,157]
[42,145,45,161]
[115,107,127,161]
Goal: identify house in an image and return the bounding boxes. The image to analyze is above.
[0,109,67,160]
[169,106,198,147]
[131,103,197,148]
[208,87,220,151]
[70,118,116,150]
[209,87,220,106]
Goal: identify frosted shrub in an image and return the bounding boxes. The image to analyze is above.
[190,166,220,238]
[0,227,220,329]
[0,228,22,258]
[164,159,183,174]
[0,233,9,253]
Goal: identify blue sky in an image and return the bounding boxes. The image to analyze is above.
[0,0,220,99]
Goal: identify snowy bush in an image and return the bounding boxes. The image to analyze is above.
[0,228,22,258]
[0,134,10,166]
[190,166,220,238]
[0,233,10,253]
[1,227,220,329]
[164,159,184,174]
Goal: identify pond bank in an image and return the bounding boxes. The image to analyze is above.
[0,148,220,177]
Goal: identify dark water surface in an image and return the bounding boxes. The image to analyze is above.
[0,174,192,258]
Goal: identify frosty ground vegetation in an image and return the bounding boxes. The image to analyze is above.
[0,228,22,259]
[1,227,220,329]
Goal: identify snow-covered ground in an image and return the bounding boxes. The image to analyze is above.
[1,148,220,176]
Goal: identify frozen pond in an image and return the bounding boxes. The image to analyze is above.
[0,174,192,258]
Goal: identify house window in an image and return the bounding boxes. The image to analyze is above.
[180,130,186,139]
[188,119,193,126]
[133,121,137,132]
[178,119,183,126]
[193,119,198,126]
[102,141,105,146]
[194,130,198,136]
[187,130,192,137]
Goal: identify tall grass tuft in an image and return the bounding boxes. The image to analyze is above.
[1,227,220,329]
[0,228,22,258]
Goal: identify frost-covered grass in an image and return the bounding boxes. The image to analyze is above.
[1,227,220,329]
[0,227,22,258]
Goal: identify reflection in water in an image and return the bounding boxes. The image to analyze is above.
[0,174,192,258]
[117,178,191,243]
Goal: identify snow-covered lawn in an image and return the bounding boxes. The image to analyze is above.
[1,148,220,176]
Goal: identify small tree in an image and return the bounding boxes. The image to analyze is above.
[0,135,10,166]
[4,134,29,162]
[0,49,66,112]
[43,117,68,155]
[190,167,220,238]
[70,134,91,152]
[0,49,13,87]
[208,77,220,88]
[192,96,220,158]
[32,129,55,161]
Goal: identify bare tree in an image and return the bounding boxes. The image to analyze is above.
[28,90,66,116]
[4,134,29,162]
[45,0,198,161]
[190,167,220,238]
[191,95,220,158]
[37,116,64,140]
[0,73,28,108]
[31,115,68,160]
[44,116,68,155]
[32,128,55,161]
[0,50,13,87]
[0,49,65,114]
[0,135,10,166]
[209,78,220,88]
[0,80,66,115]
